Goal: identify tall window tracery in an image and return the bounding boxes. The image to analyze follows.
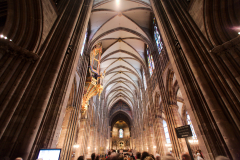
[119,129,123,138]
[153,18,163,54]
[80,31,88,56]
[146,47,154,76]
[163,120,171,143]
[186,111,197,139]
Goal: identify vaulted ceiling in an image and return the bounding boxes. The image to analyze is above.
[90,0,152,112]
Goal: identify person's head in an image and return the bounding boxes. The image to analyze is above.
[15,158,23,160]
[78,156,84,160]
[197,150,202,153]
[108,151,112,156]
[141,152,150,160]
[156,156,161,160]
[150,154,155,160]
[91,153,96,160]
[111,153,124,160]
[95,155,100,160]
[144,156,154,160]
[136,152,141,159]
[181,153,191,160]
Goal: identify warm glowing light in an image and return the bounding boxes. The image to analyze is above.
[153,146,156,148]
[4,36,7,39]
[10,39,12,41]
[238,32,240,35]
[147,148,148,150]
[95,148,96,150]
[116,0,120,4]
[165,144,172,147]
[73,144,79,148]
[189,139,198,144]
[87,147,90,149]
[0,35,3,38]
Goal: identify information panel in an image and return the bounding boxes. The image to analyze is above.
[175,125,192,138]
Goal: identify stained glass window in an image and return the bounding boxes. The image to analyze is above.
[119,129,123,138]
[143,71,147,90]
[80,31,88,56]
[163,120,171,144]
[186,112,197,139]
[153,18,163,54]
[147,47,154,76]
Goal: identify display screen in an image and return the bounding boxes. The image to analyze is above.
[37,149,61,160]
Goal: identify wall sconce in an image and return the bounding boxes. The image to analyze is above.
[88,147,90,149]
[153,146,156,148]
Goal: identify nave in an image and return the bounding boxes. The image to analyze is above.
[0,0,239,160]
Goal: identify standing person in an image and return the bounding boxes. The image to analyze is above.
[141,152,150,160]
[136,152,141,160]
[149,154,155,160]
[155,153,160,160]
[130,153,135,160]
[91,153,96,160]
[194,150,204,160]
[95,155,100,160]
[155,156,161,160]
[197,150,204,159]
[106,151,112,160]
[78,156,84,160]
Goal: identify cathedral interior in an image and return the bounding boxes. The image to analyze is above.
[0,0,240,160]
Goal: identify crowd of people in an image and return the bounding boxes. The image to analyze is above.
[8,151,230,160]
[77,151,231,160]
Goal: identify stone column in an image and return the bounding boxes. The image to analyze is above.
[154,117,166,156]
[150,0,240,159]
[170,104,188,153]
[108,126,111,150]
[75,118,87,159]
[164,105,183,159]
[56,106,77,160]
[0,0,93,159]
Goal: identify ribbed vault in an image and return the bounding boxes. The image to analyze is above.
[89,0,153,114]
